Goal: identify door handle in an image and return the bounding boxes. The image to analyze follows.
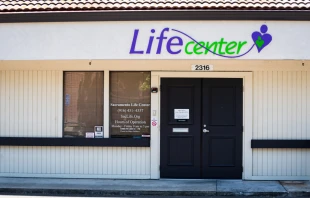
[203,129,209,133]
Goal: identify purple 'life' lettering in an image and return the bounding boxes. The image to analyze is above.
[166,36,183,54]
[156,28,169,54]
[146,29,155,54]
[129,29,144,54]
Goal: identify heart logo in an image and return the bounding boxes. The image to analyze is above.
[252,25,272,53]
[255,36,264,48]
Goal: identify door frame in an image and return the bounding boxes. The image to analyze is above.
[150,72,253,180]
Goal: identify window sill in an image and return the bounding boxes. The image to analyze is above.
[0,137,150,147]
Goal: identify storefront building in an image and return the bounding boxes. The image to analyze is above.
[0,1,310,180]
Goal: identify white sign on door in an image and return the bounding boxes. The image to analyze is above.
[174,109,189,119]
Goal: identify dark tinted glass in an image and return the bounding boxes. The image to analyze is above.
[64,72,104,138]
[110,72,151,137]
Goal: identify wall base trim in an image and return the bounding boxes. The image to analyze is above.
[249,176,310,180]
[0,173,150,179]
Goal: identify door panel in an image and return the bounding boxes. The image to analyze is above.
[160,78,201,178]
[167,136,194,166]
[202,78,243,179]
[167,85,195,125]
[209,87,236,126]
[208,136,236,166]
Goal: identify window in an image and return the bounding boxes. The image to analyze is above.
[110,72,151,137]
[63,72,104,138]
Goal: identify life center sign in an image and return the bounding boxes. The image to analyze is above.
[129,25,272,59]
[3,21,310,60]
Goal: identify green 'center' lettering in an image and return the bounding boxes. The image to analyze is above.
[184,39,248,55]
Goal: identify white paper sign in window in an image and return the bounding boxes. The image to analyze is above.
[110,72,151,137]
[174,109,190,119]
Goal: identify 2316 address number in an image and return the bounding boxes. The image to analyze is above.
[191,65,214,71]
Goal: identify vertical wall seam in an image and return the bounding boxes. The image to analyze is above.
[0,71,1,172]
[271,71,274,176]
[0,70,1,136]
[260,71,263,176]
[276,71,279,176]
[17,71,20,172]
[3,69,6,136]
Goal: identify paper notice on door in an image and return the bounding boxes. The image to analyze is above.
[174,109,189,119]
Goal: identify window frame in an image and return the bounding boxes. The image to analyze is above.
[62,71,105,138]
[109,71,151,138]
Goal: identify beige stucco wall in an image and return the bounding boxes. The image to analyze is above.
[0,60,309,179]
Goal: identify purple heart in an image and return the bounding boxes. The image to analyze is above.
[252,31,272,53]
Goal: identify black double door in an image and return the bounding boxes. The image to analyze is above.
[160,78,243,179]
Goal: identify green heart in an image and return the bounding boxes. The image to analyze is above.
[255,36,264,48]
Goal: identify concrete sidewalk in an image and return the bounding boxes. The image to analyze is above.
[0,178,309,197]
